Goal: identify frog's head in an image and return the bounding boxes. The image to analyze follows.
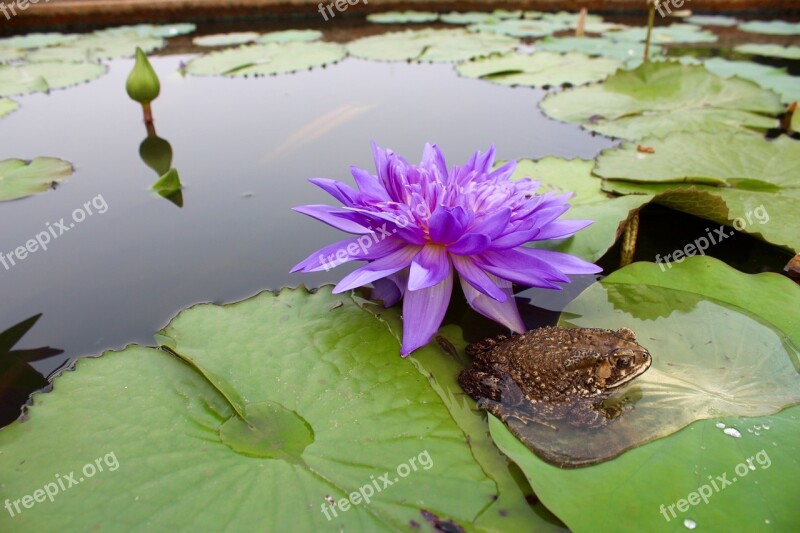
[597,328,652,389]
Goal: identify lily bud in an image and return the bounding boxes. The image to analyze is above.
[126,47,160,105]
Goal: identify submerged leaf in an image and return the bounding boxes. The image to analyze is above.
[540,62,783,140]
[185,41,346,76]
[347,28,519,62]
[0,157,73,202]
[456,51,622,87]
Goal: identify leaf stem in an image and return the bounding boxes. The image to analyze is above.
[644,1,656,63]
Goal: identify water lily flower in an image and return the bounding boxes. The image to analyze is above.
[291,144,601,356]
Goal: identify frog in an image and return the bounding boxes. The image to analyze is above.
[458,326,652,430]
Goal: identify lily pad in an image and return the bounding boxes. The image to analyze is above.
[468,19,569,38]
[0,157,73,202]
[440,12,497,25]
[535,36,663,64]
[703,58,800,105]
[25,34,166,62]
[0,47,24,63]
[734,43,800,60]
[0,32,78,50]
[0,61,107,97]
[540,62,782,140]
[255,29,323,44]
[366,11,439,24]
[347,28,519,63]
[193,32,260,47]
[0,98,18,118]
[456,51,621,87]
[185,41,346,76]
[512,158,652,262]
[0,287,499,530]
[738,20,800,35]
[687,15,739,27]
[609,23,717,44]
[95,23,196,38]
[595,132,800,252]
[488,257,800,530]
[791,108,800,134]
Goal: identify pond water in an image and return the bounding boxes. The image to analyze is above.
[0,16,795,427]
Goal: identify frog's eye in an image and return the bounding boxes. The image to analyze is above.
[616,357,632,369]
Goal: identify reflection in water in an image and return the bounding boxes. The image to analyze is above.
[0,314,64,428]
[139,124,183,207]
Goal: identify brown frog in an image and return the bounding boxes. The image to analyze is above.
[458,326,652,429]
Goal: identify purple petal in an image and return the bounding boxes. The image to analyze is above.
[308,178,359,205]
[468,208,511,239]
[333,245,420,293]
[400,268,454,356]
[461,274,525,333]
[447,233,491,255]
[291,237,359,273]
[451,255,506,302]
[519,247,603,274]
[474,249,568,289]
[429,206,468,244]
[293,205,371,234]
[408,245,451,291]
[371,277,402,307]
[291,236,407,273]
[529,219,594,241]
[350,166,390,201]
[421,143,448,177]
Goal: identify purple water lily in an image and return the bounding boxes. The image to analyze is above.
[291,144,601,355]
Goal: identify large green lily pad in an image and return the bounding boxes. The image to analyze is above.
[0,288,501,530]
[347,28,519,63]
[456,51,622,87]
[185,41,346,76]
[511,158,651,262]
[468,19,569,38]
[367,11,439,24]
[734,43,800,60]
[703,58,800,104]
[488,257,800,530]
[595,132,800,252]
[0,61,107,97]
[540,62,782,140]
[0,157,73,201]
[738,20,800,35]
[609,23,717,43]
[535,36,663,64]
[0,97,18,118]
[25,33,166,62]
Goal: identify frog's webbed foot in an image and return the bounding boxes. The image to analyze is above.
[477,398,559,431]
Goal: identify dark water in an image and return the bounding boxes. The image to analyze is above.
[1,18,796,426]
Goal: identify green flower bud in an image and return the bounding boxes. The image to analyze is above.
[126,47,160,105]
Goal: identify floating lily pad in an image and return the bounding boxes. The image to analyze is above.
[193,32,260,47]
[0,98,18,118]
[540,62,782,140]
[0,157,73,202]
[185,41,346,76]
[0,47,24,63]
[0,288,500,530]
[95,23,196,38]
[255,29,323,44]
[687,14,739,27]
[489,257,800,530]
[0,32,78,50]
[738,20,800,35]
[512,158,652,262]
[595,132,800,252]
[535,36,663,63]
[457,51,621,87]
[25,34,166,62]
[366,11,439,24]
[734,43,800,60]
[468,19,569,38]
[347,28,519,63]
[0,61,107,97]
[703,58,800,104]
[440,11,497,25]
[792,109,800,134]
[609,23,717,44]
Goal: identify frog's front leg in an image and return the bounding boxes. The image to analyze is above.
[477,398,559,431]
